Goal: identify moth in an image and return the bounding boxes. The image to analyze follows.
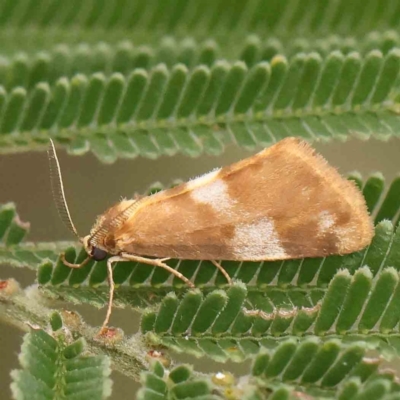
[48,137,374,333]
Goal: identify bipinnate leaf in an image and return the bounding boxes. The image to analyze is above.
[0,283,148,380]
[141,264,400,361]
[10,328,112,400]
[3,32,400,92]
[138,360,269,400]
[1,4,400,162]
[0,49,400,161]
[0,1,399,50]
[137,341,400,399]
[251,339,400,399]
[0,202,75,270]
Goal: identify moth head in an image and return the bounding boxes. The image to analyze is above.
[48,139,109,267]
[82,235,108,262]
[86,199,136,256]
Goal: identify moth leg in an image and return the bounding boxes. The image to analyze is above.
[211,260,232,285]
[60,252,114,335]
[94,255,125,335]
[60,252,90,268]
[120,252,195,288]
[98,254,195,334]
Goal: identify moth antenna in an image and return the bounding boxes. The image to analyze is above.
[48,139,81,241]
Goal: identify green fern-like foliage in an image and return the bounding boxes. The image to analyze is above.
[0,202,74,270]
[1,49,400,162]
[4,32,400,92]
[1,2,400,161]
[1,0,400,46]
[140,267,400,362]
[138,344,400,400]
[10,314,112,400]
[2,1,400,399]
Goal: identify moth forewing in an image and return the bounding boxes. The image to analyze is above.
[50,137,374,335]
[107,137,374,261]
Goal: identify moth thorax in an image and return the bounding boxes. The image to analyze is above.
[103,234,116,251]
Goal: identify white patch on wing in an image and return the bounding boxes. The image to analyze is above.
[318,211,335,234]
[232,218,286,259]
[190,177,236,214]
[334,223,359,252]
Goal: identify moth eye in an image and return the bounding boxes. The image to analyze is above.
[91,246,108,261]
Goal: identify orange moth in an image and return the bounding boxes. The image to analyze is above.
[48,137,374,333]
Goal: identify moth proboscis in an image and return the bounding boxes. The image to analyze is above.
[48,137,374,335]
